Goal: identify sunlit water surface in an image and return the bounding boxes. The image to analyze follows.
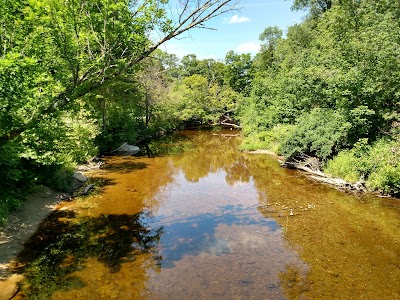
[13,130,400,299]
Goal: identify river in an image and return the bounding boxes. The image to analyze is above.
[13,130,400,299]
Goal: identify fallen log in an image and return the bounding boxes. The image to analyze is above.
[309,175,366,192]
[281,154,366,193]
[83,184,95,195]
[220,121,241,129]
[281,161,327,178]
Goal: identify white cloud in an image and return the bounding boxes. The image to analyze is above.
[227,14,251,24]
[236,42,261,54]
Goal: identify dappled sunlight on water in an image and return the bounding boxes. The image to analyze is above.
[13,130,400,299]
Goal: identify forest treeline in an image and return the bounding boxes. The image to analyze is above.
[1,0,399,223]
[239,0,400,197]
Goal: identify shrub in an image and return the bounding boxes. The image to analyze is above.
[325,137,400,196]
[368,165,400,196]
[0,143,33,225]
[281,108,351,161]
[240,124,293,152]
[324,150,360,182]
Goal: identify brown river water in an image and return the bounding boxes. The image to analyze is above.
[12,130,400,299]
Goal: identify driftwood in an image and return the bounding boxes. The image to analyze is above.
[71,183,96,198]
[220,120,241,129]
[281,161,327,178]
[281,154,366,193]
[211,115,241,129]
[76,159,103,171]
[83,184,95,195]
[212,133,241,137]
[309,175,366,192]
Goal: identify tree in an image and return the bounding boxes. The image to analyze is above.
[237,0,400,195]
[0,0,238,219]
[292,0,333,16]
[224,50,254,95]
[254,26,282,71]
[137,50,173,126]
[179,54,202,78]
[0,0,238,144]
[178,54,226,87]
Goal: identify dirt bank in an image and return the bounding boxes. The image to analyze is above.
[0,186,68,299]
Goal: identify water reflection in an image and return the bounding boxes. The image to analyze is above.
[152,204,279,268]
[12,130,400,300]
[14,210,163,299]
[244,153,400,299]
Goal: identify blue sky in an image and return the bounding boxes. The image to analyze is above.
[159,0,306,60]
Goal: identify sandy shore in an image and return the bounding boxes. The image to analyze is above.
[0,186,68,299]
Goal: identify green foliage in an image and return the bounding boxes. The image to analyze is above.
[169,74,239,125]
[244,0,400,133]
[368,165,400,196]
[281,109,351,160]
[0,0,239,223]
[0,54,56,137]
[291,0,333,17]
[86,78,145,152]
[239,124,293,153]
[237,0,400,196]
[326,138,400,196]
[224,51,254,95]
[323,150,361,183]
[0,143,33,225]
[255,26,283,71]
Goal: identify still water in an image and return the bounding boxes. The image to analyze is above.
[14,130,400,299]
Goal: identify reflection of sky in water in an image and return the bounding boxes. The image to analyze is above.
[145,168,283,268]
[15,131,400,300]
[150,204,280,268]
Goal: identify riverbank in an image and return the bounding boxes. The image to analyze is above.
[0,186,69,299]
[245,149,394,198]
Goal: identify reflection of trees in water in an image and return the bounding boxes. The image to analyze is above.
[245,153,400,300]
[225,156,251,185]
[143,133,192,157]
[16,210,163,299]
[169,131,251,184]
[137,130,250,185]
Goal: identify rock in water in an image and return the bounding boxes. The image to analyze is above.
[112,142,140,155]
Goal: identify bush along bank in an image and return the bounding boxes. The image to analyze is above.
[246,129,400,198]
[235,1,400,199]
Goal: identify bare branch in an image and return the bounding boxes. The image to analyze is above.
[131,0,238,65]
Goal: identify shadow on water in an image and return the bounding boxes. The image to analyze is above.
[152,204,280,268]
[14,209,163,299]
[100,160,149,174]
